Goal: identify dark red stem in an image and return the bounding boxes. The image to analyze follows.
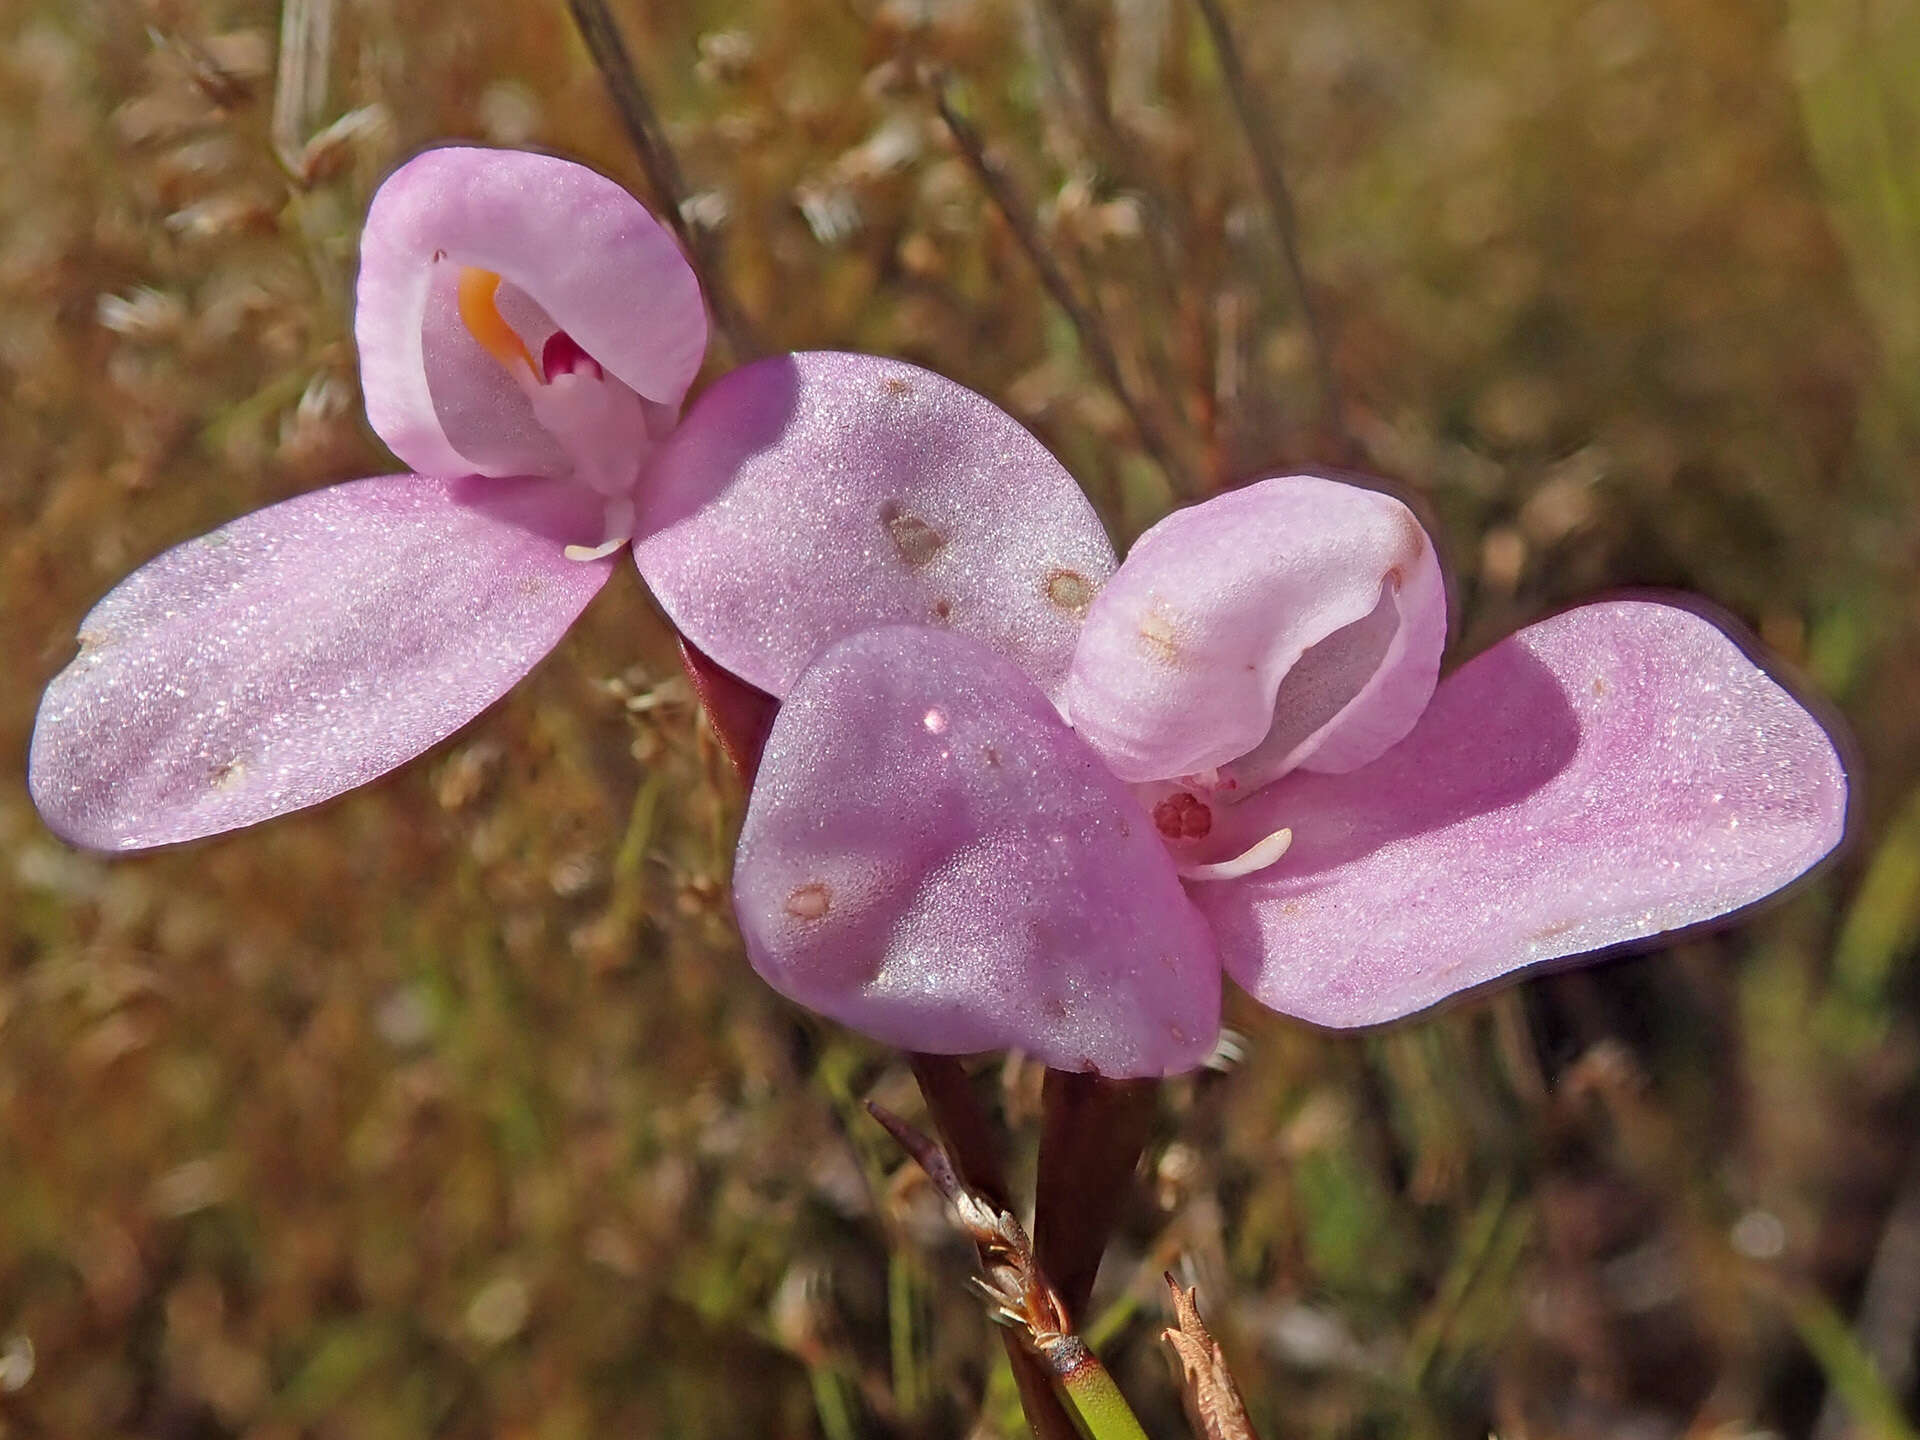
[908,1055,1082,1440]
[1034,1070,1160,1323]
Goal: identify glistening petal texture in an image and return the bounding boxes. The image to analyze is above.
[357,145,706,474]
[1197,601,1849,1027]
[30,474,614,850]
[733,626,1221,1077]
[632,353,1117,703]
[1064,475,1446,787]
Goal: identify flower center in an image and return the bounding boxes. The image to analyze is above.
[455,266,658,561]
[1142,777,1293,883]
[1152,790,1212,841]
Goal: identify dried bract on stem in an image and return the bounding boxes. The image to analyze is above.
[867,1104,1074,1360]
[1163,1273,1259,1440]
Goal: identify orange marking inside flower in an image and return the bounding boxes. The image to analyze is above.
[456,267,538,382]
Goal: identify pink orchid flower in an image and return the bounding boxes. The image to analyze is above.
[29,145,1122,853]
[27,134,1849,1088]
[639,380,1848,1076]
[31,146,707,848]
[26,142,1113,856]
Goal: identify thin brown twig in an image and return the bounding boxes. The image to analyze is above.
[564,0,757,363]
[930,75,1187,492]
[1189,0,1352,457]
[1032,0,1226,485]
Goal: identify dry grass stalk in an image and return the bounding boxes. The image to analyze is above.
[929,72,1188,492]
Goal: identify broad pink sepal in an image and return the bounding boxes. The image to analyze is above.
[30,474,614,850]
[633,353,1117,704]
[1198,600,1849,1026]
[733,625,1221,1077]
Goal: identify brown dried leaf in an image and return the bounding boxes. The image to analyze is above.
[1162,1274,1260,1440]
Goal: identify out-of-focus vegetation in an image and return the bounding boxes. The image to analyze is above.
[3,0,1918,1435]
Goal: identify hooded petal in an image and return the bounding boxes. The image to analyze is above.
[733,625,1220,1077]
[1196,600,1849,1027]
[30,474,614,850]
[1064,474,1446,787]
[356,146,705,476]
[632,353,1117,704]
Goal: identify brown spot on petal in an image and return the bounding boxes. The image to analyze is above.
[210,759,246,791]
[982,744,1002,767]
[880,501,945,570]
[1592,676,1609,698]
[884,375,913,396]
[931,598,952,622]
[1138,606,1179,665]
[785,883,832,920]
[1045,568,1094,616]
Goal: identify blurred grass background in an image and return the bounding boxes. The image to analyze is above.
[3,0,1919,1436]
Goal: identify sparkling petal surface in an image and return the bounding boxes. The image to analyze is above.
[1064,474,1446,786]
[632,352,1117,703]
[357,146,706,476]
[29,474,613,850]
[1198,600,1849,1027]
[733,625,1221,1077]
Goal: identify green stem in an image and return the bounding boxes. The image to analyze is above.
[888,1251,924,1419]
[805,1364,859,1440]
[1051,1341,1153,1440]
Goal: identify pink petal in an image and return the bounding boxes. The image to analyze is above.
[357,146,705,476]
[1063,474,1447,787]
[732,625,1220,1077]
[632,353,1117,703]
[29,474,613,850]
[1196,600,1850,1027]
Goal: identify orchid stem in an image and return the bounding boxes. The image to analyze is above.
[1035,1069,1159,1323]
[1051,1346,1154,1440]
[564,0,758,363]
[897,1060,1092,1440]
[870,1094,1155,1440]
